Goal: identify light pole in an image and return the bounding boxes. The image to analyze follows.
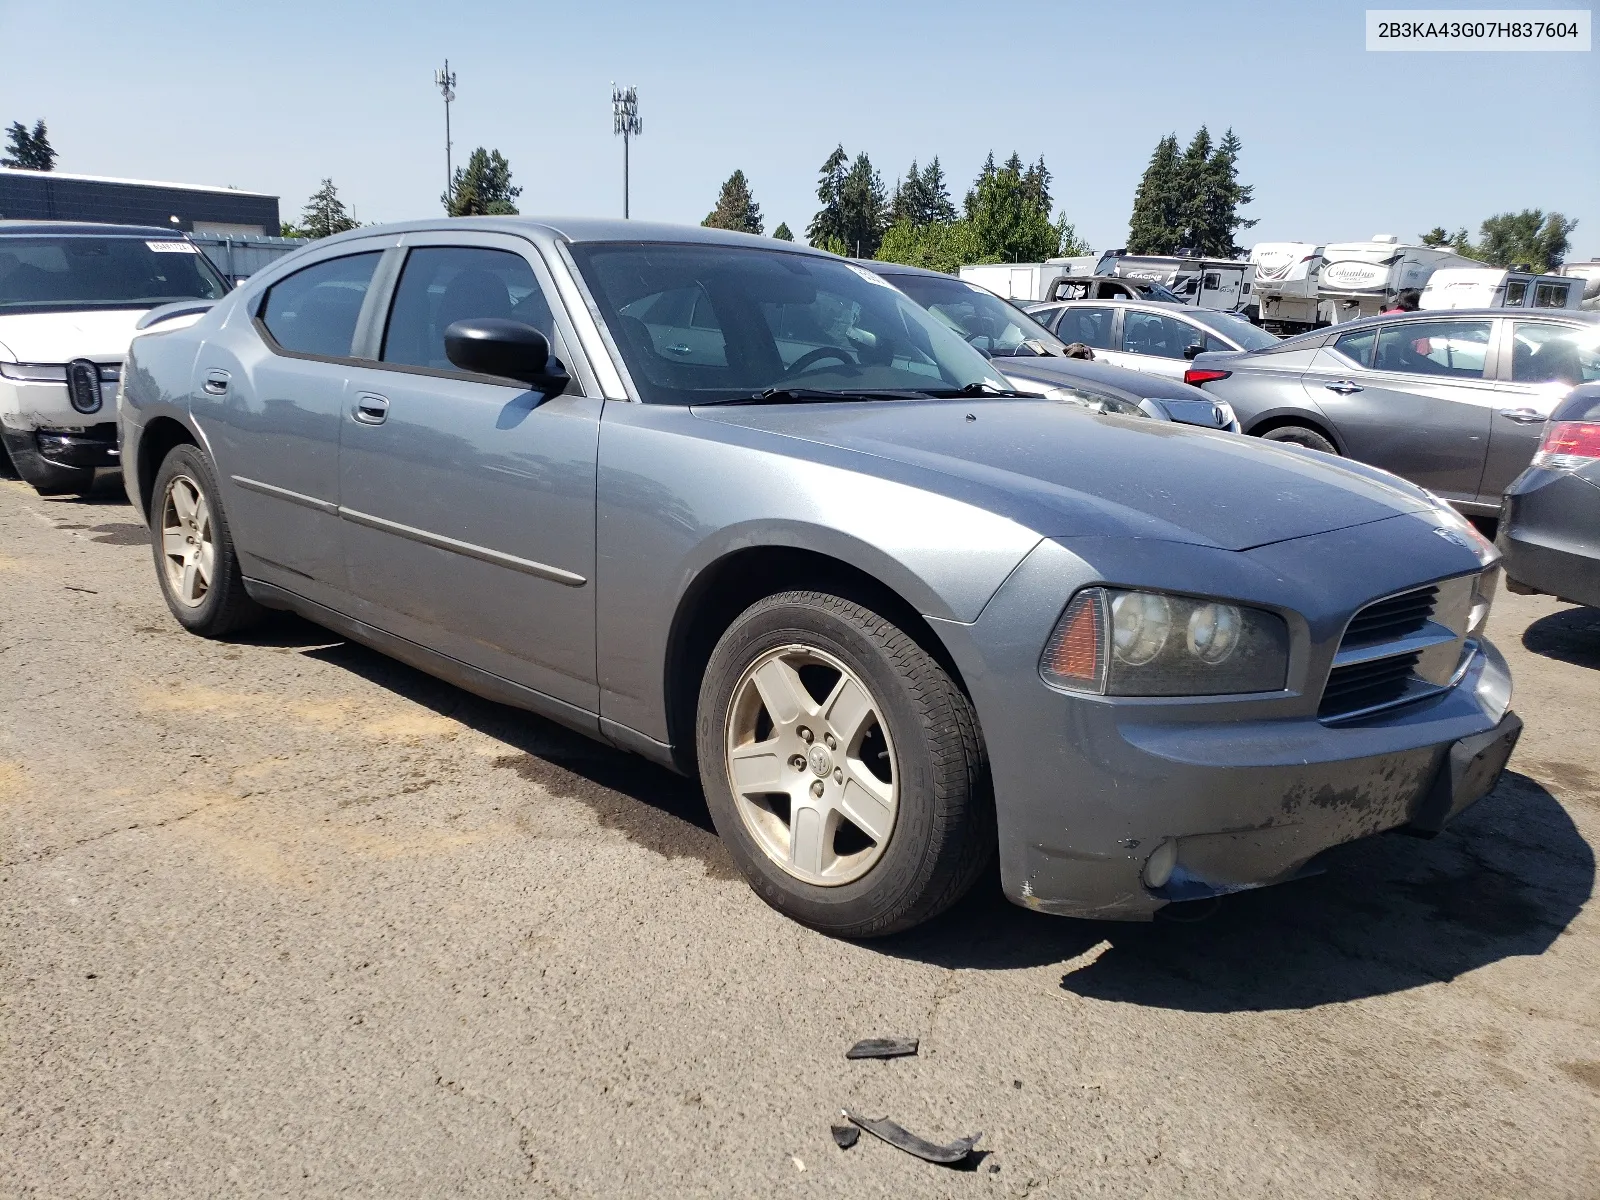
[434,60,457,207]
[611,84,641,219]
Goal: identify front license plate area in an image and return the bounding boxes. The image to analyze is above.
[1408,711,1523,834]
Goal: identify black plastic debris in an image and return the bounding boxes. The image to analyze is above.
[845,1037,918,1060]
[840,1109,981,1165]
[831,1124,860,1150]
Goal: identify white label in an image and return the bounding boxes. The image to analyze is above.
[1366,9,1590,50]
[146,240,198,254]
[845,262,897,289]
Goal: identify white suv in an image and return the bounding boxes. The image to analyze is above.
[0,221,229,495]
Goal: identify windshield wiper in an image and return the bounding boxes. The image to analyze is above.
[919,382,1035,398]
[695,387,932,407]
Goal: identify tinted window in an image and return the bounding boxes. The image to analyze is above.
[1533,282,1571,308]
[1504,279,1529,307]
[260,252,381,358]
[1373,319,1491,378]
[1510,321,1600,385]
[1121,310,1199,359]
[1188,308,1280,350]
[887,274,1064,357]
[1056,306,1115,349]
[1333,328,1377,367]
[0,235,228,314]
[569,243,1011,405]
[382,246,566,374]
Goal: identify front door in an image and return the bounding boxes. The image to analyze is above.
[1303,317,1494,504]
[1100,307,1194,379]
[338,235,602,715]
[1484,318,1600,500]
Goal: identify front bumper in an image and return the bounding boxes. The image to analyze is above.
[1496,466,1600,609]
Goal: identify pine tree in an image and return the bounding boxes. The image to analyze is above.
[836,152,888,257]
[965,151,1060,262]
[889,157,956,228]
[1173,127,1214,253]
[444,148,521,216]
[1196,128,1255,255]
[1,119,56,171]
[920,158,957,224]
[299,179,359,239]
[806,145,851,249]
[772,222,794,241]
[1127,134,1182,255]
[702,169,763,235]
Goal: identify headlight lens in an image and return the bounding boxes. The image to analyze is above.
[0,361,68,382]
[1042,588,1290,696]
[1467,566,1499,636]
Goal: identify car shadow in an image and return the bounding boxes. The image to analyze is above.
[1522,604,1600,670]
[253,617,1591,1010]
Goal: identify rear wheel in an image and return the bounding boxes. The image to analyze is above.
[150,444,263,637]
[696,590,993,937]
[1260,424,1338,455]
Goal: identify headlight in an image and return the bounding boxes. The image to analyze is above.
[1035,384,1147,418]
[0,362,68,382]
[1041,588,1290,696]
[1467,566,1499,637]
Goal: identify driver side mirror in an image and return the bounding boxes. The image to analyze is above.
[1184,343,1205,360]
[444,318,570,392]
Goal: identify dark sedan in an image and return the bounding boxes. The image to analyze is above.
[1498,382,1600,607]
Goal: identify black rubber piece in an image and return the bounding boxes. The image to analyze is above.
[845,1037,918,1060]
[831,1125,860,1150]
[841,1110,981,1165]
[149,443,265,638]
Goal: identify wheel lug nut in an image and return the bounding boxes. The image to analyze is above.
[810,780,824,798]
[798,727,813,744]
[790,755,805,770]
[824,733,837,751]
[834,768,843,784]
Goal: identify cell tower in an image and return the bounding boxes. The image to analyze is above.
[434,60,457,203]
[611,84,641,219]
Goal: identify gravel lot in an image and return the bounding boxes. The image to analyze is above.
[2,474,1597,1198]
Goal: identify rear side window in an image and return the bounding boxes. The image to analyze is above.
[1121,310,1196,359]
[1332,328,1377,367]
[259,253,381,358]
[1056,306,1114,349]
[1510,322,1600,385]
[1533,282,1571,308]
[1373,319,1491,378]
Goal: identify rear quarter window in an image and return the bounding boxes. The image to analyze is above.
[258,252,382,358]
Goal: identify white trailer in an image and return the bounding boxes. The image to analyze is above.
[1557,260,1600,310]
[1317,234,1484,324]
[1420,267,1585,311]
[955,262,1073,303]
[1248,242,1324,333]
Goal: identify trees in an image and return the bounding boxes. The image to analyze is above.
[807,146,887,257]
[772,222,794,241]
[1420,211,1577,271]
[889,158,957,228]
[2,119,56,171]
[444,148,521,216]
[298,179,359,239]
[1128,127,1254,256]
[702,169,763,235]
[964,152,1061,263]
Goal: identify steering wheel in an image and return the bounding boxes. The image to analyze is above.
[783,346,857,377]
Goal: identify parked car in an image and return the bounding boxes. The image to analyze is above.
[862,261,1237,430]
[1028,298,1280,380]
[122,217,1519,935]
[1497,382,1600,607]
[1186,309,1600,516]
[1093,251,1255,314]
[0,220,232,495]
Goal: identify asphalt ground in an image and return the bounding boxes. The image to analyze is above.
[1,474,1597,1198]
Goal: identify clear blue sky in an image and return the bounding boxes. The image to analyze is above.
[2,0,1596,257]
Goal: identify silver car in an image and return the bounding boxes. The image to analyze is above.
[1028,298,1281,379]
[120,218,1520,935]
[1187,310,1600,516]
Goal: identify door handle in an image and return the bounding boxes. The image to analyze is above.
[1324,380,1363,395]
[353,393,390,425]
[203,369,230,395]
[1496,407,1546,424]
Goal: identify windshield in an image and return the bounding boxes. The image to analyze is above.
[883,273,1067,357]
[0,235,229,314]
[569,243,1014,403]
[1186,308,1281,350]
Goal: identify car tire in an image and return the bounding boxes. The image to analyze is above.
[150,444,264,637]
[1260,424,1338,455]
[696,590,994,938]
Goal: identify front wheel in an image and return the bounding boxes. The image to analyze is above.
[1260,424,1338,455]
[696,591,993,937]
[150,444,263,637]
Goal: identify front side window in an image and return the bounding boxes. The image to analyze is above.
[259,252,381,358]
[887,275,1064,357]
[1503,279,1529,307]
[1121,310,1198,359]
[1533,282,1571,308]
[569,243,1011,404]
[0,235,228,315]
[1372,319,1491,378]
[1509,321,1600,385]
[1332,328,1377,367]
[381,246,569,376]
[1055,306,1115,349]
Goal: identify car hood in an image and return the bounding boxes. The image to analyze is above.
[696,398,1435,552]
[0,309,148,363]
[996,355,1217,402]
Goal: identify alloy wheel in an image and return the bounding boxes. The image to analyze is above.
[160,474,215,608]
[723,644,899,886]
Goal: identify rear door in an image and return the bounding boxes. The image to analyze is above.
[337,232,604,717]
[1052,305,1117,352]
[1100,307,1195,379]
[1302,317,1494,504]
[1483,318,1600,499]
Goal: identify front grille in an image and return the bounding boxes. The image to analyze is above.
[1319,651,1421,719]
[1340,585,1437,645]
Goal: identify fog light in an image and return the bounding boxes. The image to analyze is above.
[1142,838,1178,889]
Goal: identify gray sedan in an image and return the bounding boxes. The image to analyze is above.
[121,218,1519,934]
[1188,310,1600,515]
[1027,298,1281,380]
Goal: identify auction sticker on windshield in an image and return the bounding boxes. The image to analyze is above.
[1367,9,1590,50]
[146,241,199,253]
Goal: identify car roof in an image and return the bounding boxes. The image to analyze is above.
[1053,298,1211,314]
[853,259,953,281]
[308,215,840,256]
[1315,308,1600,334]
[0,220,189,239]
